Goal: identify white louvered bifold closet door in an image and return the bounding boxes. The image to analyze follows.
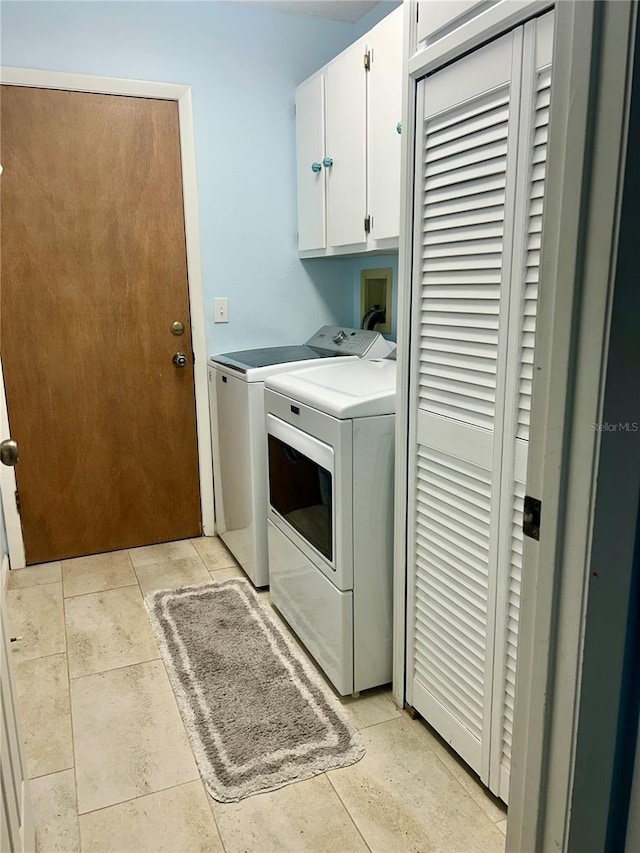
[406,10,554,799]
[406,30,523,783]
[490,10,554,803]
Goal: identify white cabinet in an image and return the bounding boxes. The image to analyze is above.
[295,7,403,257]
[367,5,403,242]
[325,39,368,249]
[295,73,326,252]
[405,11,554,803]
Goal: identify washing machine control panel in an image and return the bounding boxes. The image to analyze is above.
[306,326,391,357]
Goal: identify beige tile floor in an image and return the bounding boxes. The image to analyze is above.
[7,537,507,853]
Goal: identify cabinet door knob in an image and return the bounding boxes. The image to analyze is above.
[322,156,333,168]
[311,161,322,173]
[396,121,402,135]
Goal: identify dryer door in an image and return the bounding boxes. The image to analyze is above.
[267,414,335,568]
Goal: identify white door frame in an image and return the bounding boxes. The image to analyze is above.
[0,66,215,567]
[396,0,637,849]
[0,356,26,568]
[508,1,639,849]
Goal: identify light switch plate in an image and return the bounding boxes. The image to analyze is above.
[214,297,229,323]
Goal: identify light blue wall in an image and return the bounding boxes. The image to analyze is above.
[1,1,370,353]
[352,0,402,38]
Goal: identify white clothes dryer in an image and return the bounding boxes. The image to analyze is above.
[264,356,396,695]
[208,327,394,587]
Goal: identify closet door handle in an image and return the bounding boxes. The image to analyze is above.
[396,121,402,135]
[322,156,333,168]
[311,161,322,173]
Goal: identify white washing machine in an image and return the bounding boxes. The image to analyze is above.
[208,327,394,587]
[264,356,396,695]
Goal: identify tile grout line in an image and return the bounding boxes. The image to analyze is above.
[325,772,373,853]
[13,648,66,664]
[351,701,404,731]
[63,581,139,600]
[24,539,216,849]
[400,715,507,825]
[128,542,209,828]
[342,710,506,825]
[7,578,63,594]
[68,654,163,682]
[67,543,199,838]
[63,593,83,853]
[197,780,228,853]
[128,539,200,573]
[127,540,258,853]
[27,762,74,782]
[128,546,147,601]
[75,777,203,820]
[50,540,288,850]
[421,731,508,831]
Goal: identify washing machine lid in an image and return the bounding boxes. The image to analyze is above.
[208,326,394,376]
[208,345,345,373]
[266,359,397,419]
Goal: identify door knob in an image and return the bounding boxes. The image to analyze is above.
[173,352,188,368]
[0,439,19,467]
[322,156,333,168]
[311,161,322,173]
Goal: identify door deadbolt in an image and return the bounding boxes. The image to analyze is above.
[173,352,188,368]
[171,321,185,336]
[0,439,19,467]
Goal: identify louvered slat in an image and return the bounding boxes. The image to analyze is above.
[501,482,525,765]
[419,86,509,430]
[517,68,551,441]
[413,449,490,741]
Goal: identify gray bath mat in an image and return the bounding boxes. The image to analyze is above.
[144,578,364,802]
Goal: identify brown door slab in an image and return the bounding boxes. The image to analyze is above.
[1,86,202,563]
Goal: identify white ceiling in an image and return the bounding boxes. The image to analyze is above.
[248,0,380,24]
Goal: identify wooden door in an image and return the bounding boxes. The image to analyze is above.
[295,72,327,252]
[0,86,202,564]
[325,39,367,249]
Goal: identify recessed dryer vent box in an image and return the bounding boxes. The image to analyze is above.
[360,268,392,335]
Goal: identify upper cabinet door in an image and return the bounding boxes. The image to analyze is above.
[368,7,403,242]
[325,40,367,249]
[295,73,326,252]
